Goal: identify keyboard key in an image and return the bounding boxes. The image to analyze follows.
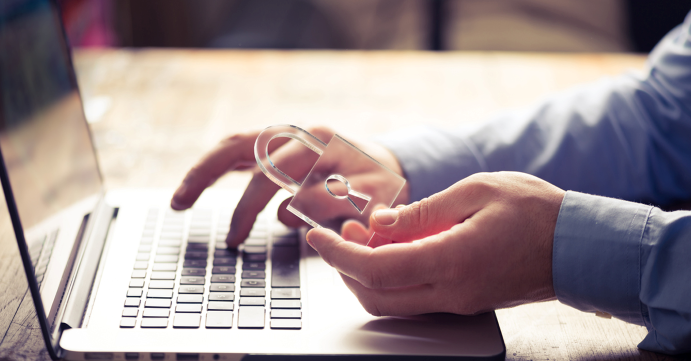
[243,246,267,254]
[272,246,300,288]
[271,289,301,299]
[175,304,202,313]
[273,236,298,247]
[155,255,179,263]
[271,300,301,309]
[140,237,154,245]
[136,253,150,261]
[212,266,235,274]
[238,307,265,329]
[242,271,265,279]
[141,318,168,328]
[208,302,234,311]
[131,270,147,278]
[138,245,152,252]
[187,243,208,250]
[177,295,203,303]
[180,276,205,285]
[239,297,265,306]
[153,263,177,271]
[183,260,207,268]
[244,238,267,246]
[187,236,209,244]
[149,280,175,289]
[158,240,182,247]
[124,298,141,307]
[178,286,204,294]
[214,249,237,258]
[270,319,301,329]
[240,289,266,297]
[272,228,296,237]
[241,280,265,288]
[243,254,267,262]
[133,261,149,270]
[122,308,139,317]
[182,268,206,276]
[210,284,235,292]
[210,275,235,283]
[120,318,136,328]
[145,299,172,308]
[143,308,170,318]
[185,251,208,260]
[151,271,176,280]
[242,262,265,271]
[156,247,180,255]
[127,289,143,297]
[147,290,173,298]
[271,309,301,319]
[173,313,201,328]
[213,258,236,266]
[206,311,233,328]
[208,293,234,302]
[215,243,230,250]
[160,231,183,239]
[129,279,145,288]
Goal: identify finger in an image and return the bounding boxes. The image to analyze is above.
[340,219,370,245]
[276,197,307,228]
[338,273,439,316]
[225,138,327,247]
[226,171,281,248]
[171,132,289,210]
[306,228,441,289]
[369,179,491,243]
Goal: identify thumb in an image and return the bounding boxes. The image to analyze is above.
[369,184,483,242]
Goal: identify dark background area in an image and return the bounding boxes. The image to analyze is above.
[59,0,691,53]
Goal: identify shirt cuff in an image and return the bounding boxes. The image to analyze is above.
[375,126,487,201]
[553,191,652,325]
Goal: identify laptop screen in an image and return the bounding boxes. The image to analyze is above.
[0,0,102,230]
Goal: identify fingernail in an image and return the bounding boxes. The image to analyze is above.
[374,209,398,226]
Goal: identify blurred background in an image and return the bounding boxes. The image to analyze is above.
[59,0,691,53]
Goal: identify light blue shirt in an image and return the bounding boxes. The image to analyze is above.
[378,11,691,355]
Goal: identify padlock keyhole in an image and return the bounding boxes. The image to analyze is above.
[325,178,349,198]
[324,174,372,214]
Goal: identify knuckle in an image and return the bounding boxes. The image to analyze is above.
[403,198,431,229]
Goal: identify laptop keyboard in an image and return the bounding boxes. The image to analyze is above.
[120,208,302,329]
[28,230,58,289]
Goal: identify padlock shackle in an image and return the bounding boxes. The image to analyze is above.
[254,125,328,195]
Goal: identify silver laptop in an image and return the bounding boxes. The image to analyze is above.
[0,1,505,359]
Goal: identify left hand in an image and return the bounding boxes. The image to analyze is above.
[306,172,565,316]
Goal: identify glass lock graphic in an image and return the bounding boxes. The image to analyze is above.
[254,125,406,238]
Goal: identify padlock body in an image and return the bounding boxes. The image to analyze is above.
[287,134,406,229]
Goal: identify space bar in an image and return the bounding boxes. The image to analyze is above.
[271,246,299,288]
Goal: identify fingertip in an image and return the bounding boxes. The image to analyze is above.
[306,228,337,248]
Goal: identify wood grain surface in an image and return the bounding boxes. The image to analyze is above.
[0,49,682,360]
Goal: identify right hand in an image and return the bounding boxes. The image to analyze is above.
[170,126,409,248]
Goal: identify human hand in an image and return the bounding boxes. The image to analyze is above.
[306,172,565,316]
[171,126,409,248]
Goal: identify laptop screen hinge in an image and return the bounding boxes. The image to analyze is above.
[58,199,115,330]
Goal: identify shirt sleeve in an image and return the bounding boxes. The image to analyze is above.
[377,11,691,206]
[554,191,691,354]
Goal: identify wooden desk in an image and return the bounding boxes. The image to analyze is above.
[0,50,678,360]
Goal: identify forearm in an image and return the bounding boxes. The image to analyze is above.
[379,15,691,205]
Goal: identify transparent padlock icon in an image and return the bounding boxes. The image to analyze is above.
[254,125,406,242]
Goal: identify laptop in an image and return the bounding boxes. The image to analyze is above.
[0,0,506,359]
